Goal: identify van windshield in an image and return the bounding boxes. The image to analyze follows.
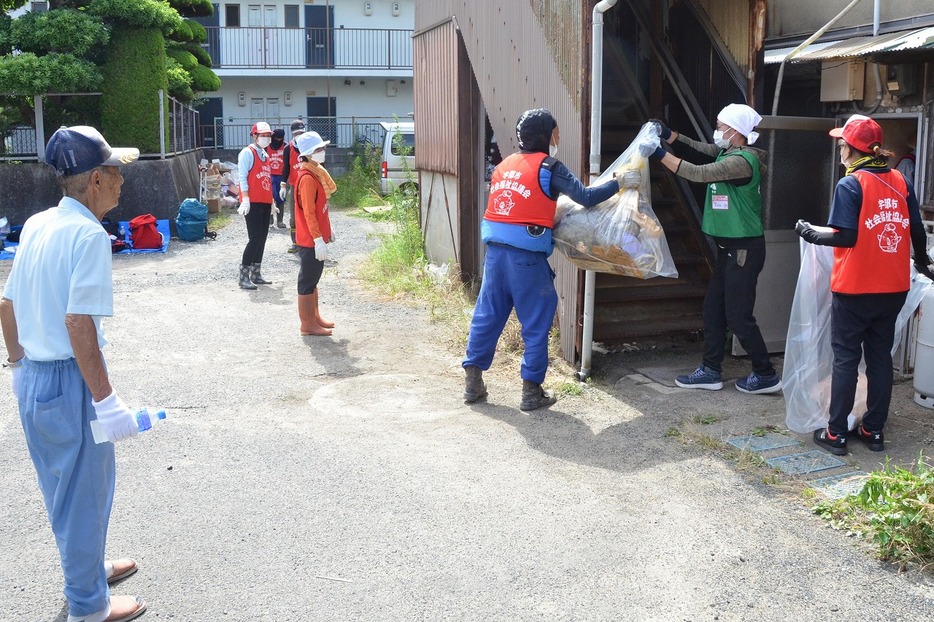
[390,133,415,156]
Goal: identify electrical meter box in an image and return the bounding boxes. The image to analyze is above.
[820,59,865,102]
[886,64,919,97]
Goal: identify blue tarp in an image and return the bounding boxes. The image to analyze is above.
[0,219,171,260]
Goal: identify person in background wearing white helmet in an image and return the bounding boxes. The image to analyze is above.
[642,104,781,396]
[292,131,337,336]
[279,119,307,253]
[237,121,276,289]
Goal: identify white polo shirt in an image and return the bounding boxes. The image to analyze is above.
[3,197,113,361]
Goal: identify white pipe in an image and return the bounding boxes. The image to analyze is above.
[579,0,618,381]
[34,95,45,161]
[771,0,864,116]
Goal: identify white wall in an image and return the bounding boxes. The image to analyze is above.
[218,0,413,29]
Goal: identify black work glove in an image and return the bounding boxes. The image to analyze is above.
[915,262,934,281]
[649,118,672,141]
[795,219,820,245]
[638,140,668,161]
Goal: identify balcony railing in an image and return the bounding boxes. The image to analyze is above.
[200,116,397,150]
[204,26,413,70]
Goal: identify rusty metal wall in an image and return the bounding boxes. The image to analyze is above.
[414,1,587,175]
[695,0,752,76]
[413,19,459,175]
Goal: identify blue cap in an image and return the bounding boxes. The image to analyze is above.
[45,125,139,176]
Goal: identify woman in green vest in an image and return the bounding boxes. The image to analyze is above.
[640,104,781,395]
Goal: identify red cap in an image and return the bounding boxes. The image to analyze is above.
[829,115,882,153]
[250,122,272,135]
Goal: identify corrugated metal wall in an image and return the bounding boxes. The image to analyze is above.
[413,19,458,175]
[696,0,752,77]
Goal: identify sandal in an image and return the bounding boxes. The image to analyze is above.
[106,559,138,585]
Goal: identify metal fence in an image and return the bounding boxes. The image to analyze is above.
[204,26,413,69]
[0,91,200,161]
[202,116,399,150]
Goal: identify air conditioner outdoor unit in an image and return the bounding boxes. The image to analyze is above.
[820,59,865,102]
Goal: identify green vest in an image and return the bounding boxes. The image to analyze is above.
[702,149,763,238]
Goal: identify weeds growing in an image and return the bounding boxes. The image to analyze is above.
[813,454,934,570]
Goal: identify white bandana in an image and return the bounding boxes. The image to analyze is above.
[717,103,762,145]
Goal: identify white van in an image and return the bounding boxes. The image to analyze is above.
[379,122,417,195]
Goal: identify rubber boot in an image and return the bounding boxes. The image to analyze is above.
[250,263,272,285]
[311,289,334,329]
[463,366,487,404]
[275,208,286,228]
[519,380,556,411]
[298,294,332,336]
[239,265,257,290]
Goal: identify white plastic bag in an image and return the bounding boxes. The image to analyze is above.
[784,237,931,433]
[553,123,678,279]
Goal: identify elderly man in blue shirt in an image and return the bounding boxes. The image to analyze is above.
[0,126,147,622]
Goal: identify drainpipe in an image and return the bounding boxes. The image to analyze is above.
[771,0,864,116]
[578,0,618,381]
[856,0,884,114]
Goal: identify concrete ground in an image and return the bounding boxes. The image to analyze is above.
[1,207,933,621]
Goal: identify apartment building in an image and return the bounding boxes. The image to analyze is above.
[195,0,415,149]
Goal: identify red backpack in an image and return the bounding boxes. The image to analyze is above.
[129,214,162,250]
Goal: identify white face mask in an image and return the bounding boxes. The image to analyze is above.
[311,151,326,164]
[713,129,734,150]
[256,136,271,149]
[549,144,558,158]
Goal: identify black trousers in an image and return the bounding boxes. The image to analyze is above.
[241,202,272,266]
[297,246,324,295]
[702,238,773,375]
[827,291,906,435]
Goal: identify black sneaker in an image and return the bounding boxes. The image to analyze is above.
[853,424,885,452]
[813,427,847,456]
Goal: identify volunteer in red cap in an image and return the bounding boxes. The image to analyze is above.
[797,114,934,456]
[236,121,275,289]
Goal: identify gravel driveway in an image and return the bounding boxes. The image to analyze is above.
[1,207,932,621]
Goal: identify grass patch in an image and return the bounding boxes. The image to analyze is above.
[813,454,934,571]
[330,141,384,209]
[692,415,720,425]
[208,211,232,230]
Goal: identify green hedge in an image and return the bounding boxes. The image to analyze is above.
[100,28,167,153]
[168,0,214,18]
[0,52,102,95]
[167,47,198,71]
[189,64,220,92]
[88,0,182,35]
[166,57,194,101]
[8,9,109,58]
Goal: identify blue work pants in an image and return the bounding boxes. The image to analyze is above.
[18,358,115,618]
[463,244,558,384]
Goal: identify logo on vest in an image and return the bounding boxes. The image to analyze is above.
[491,190,516,216]
[877,222,901,253]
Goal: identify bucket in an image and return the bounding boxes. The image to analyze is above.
[913,285,934,408]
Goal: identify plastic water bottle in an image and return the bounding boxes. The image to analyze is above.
[90,408,167,444]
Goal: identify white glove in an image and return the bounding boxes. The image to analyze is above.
[11,363,23,397]
[92,392,139,443]
[271,203,279,217]
[278,185,287,202]
[237,198,251,216]
[314,236,328,262]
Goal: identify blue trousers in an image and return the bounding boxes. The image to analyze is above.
[827,291,906,436]
[463,244,558,384]
[18,358,115,618]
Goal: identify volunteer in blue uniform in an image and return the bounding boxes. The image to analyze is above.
[462,108,629,411]
[0,126,147,622]
[797,115,934,455]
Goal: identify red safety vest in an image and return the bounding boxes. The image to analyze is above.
[832,169,911,294]
[294,167,332,246]
[240,144,273,203]
[287,139,302,187]
[484,152,556,228]
[266,144,285,175]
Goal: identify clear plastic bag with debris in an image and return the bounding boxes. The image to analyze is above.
[553,122,678,279]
